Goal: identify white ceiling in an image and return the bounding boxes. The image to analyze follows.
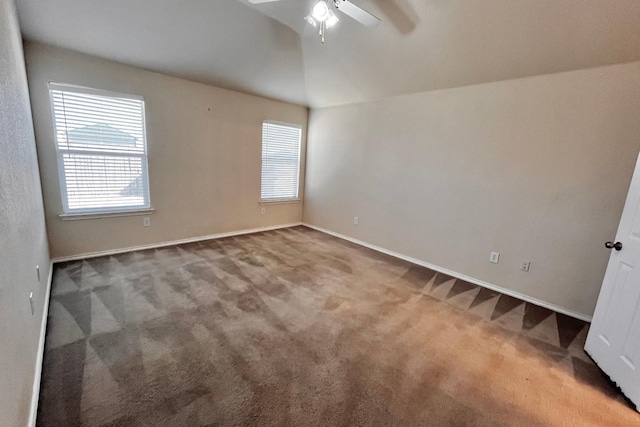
[17,0,640,108]
[16,0,308,105]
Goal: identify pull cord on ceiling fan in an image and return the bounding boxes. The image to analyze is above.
[304,1,339,44]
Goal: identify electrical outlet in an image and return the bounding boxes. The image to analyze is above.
[261,207,266,215]
[29,292,35,315]
[354,216,359,225]
[490,252,500,264]
[143,217,151,227]
[36,265,40,282]
[521,260,530,272]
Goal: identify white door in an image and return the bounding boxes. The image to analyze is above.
[586,153,640,410]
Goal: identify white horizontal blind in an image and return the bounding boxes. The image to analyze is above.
[261,122,302,201]
[49,83,150,213]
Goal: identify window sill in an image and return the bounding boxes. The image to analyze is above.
[259,199,302,205]
[59,208,154,221]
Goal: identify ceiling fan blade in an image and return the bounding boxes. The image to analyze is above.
[247,0,282,4]
[336,0,381,27]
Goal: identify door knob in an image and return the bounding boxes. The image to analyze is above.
[605,241,623,251]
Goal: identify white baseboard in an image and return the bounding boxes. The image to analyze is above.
[302,223,592,322]
[51,223,303,263]
[28,260,54,427]
[48,219,592,318]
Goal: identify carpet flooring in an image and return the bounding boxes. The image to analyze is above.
[38,226,639,426]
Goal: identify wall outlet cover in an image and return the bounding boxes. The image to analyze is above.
[490,252,500,264]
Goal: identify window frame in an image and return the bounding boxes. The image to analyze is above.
[48,82,152,218]
[260,120,303,204]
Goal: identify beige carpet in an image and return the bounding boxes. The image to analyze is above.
[38,226,638,426]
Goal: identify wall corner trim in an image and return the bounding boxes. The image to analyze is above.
[28,260,54,427]
[302,223,593,322]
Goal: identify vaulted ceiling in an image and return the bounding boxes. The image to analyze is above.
[17,0,640,108]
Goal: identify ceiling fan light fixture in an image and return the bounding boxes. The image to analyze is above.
[311,1,330,22]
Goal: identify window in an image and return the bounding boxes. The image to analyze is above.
[261,121,302,202]
[49,83,150,215]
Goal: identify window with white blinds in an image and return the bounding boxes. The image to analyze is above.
[261,122,302,201]
[49,83,150,214]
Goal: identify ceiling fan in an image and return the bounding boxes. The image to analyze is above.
[248,0,381,43]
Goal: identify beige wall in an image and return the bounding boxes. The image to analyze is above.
[0,2,51,426]
[304,62,640,318]
[25,42,308,259]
